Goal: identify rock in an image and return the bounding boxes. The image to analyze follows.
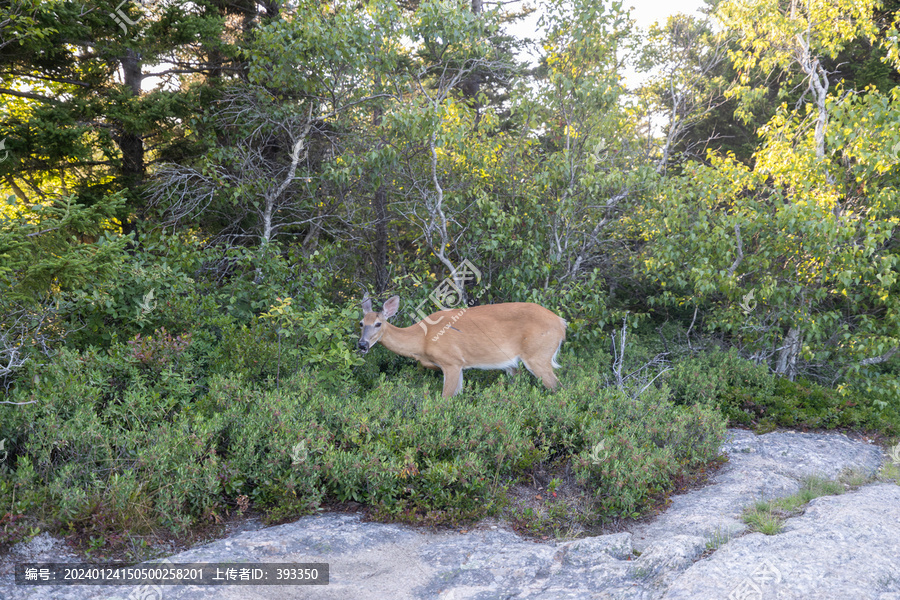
[628,429,884,552]
[558,532,634,563]
[662,484,900,600]
[629,535,706,589]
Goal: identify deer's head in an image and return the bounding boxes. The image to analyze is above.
[358,295,399,353]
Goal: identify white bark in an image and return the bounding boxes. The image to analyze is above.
[776,326,803,380]
[727,223,744,277]
[262,133,309,245]
[794,22,829,160]
[859,347,899,367]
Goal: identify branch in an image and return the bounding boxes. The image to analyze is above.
[728,222,744,277]
[859,347,898,367]
[426,130,457,277]
[0,87,59,104]
[686,304,698,353]
[270,130,310,201]
[565,190,629,280]
[0,70,91,88]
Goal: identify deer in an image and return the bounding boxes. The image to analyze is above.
[357,295,567,397]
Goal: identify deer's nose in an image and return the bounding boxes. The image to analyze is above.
[357,340,369,352]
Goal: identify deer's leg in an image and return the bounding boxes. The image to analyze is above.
[521,358,559,391]
[441,366,463,397]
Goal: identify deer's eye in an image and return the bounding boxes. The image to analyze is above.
[375,322,382,328]
[359,321,363,327]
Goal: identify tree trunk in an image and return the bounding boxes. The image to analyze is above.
[373,184,389,293]
[775,326,802,381]
[118,49,144,234]
[119,49,144,184]
[302,220,321,254]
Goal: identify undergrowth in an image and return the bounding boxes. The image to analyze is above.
[1,326,897,557]
[1,341,726,554]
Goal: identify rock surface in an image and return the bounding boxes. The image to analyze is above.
[1,429,895,600]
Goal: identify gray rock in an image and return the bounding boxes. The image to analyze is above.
[662,483,900,600]
[629,535,706,588]
[629,429,884,552]
[557,532,634,563]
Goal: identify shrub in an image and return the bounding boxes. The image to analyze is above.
[127,328,193,373]
[0,341,727,542]
[573,384,725,516]
[666,347,773,406]
[721,376,898,434]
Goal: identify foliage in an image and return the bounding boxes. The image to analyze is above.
[642,79,900,394]
[0,194,127,300]
[742,474,856,535]
[573,383,725,516]
[258,295,365,388]
[667,348,774,406]
[127,328,193,373]
[0,0,227,214]
[0,343,726,544]
[636,13,733,169]
[525,0,653,283]
[722,376,898,434]
[662,346,899,435]
[717,0,879,90]
[0,193,129,382]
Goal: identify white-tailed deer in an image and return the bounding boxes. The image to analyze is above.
[358,295,566,397]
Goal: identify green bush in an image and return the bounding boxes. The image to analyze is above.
[722,376,898,434]
[662,346,898,435]
[66,241,196,347]
[205,318,283,383]
[3,346,209,534]
[1,340,730,542]
[573,384,725,516]
[666,347,773,406]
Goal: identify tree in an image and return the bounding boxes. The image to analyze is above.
[713,0,881,376]
[527,0,649,282]
[636,13,732,172]
[389,0,511,296]
[0,194,128,385]
[0,0,243,221]
[147,0,405,252]
[717,0,879,160]
[644,0,900,390]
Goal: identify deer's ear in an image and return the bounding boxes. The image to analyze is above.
[382,295,400,319]
[361,297,372,314]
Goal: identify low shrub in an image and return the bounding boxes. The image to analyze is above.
[572,384,725,516]
[722,376,898,434]
[663,346,898,435]
[1,343,728,543]
[666,347,773,406]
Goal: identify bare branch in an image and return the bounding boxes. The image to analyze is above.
[859,347,898,367]
[728,222,744,277]
[0,87,59,103]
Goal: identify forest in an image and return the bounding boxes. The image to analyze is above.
[2,0,900,553]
